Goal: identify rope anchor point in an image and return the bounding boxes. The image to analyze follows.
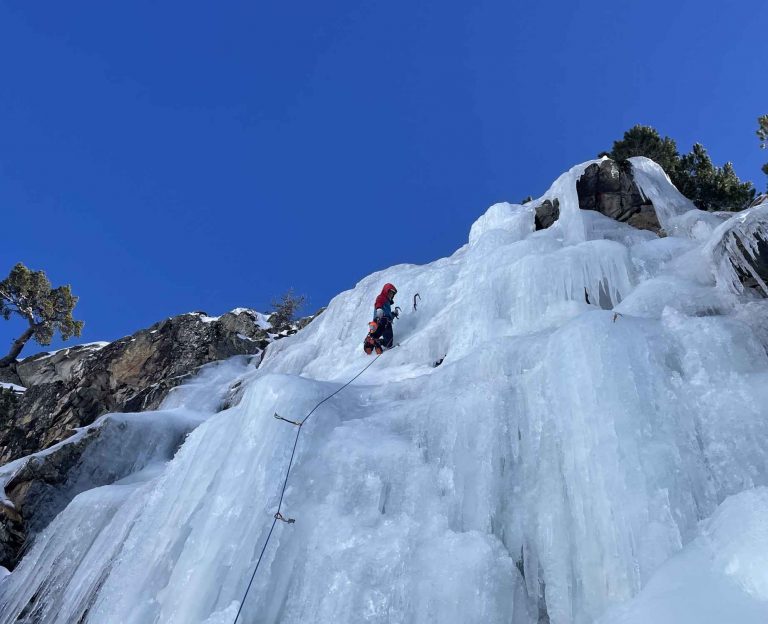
[274,412,302,427]
[235,353,384,624]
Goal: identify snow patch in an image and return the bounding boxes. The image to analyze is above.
[190,308,272,329]
[0,382,25,393]
[28,341,109,361]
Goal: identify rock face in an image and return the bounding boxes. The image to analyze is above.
[0,310,275,465]
[532,161,768,297]
[534,199,559,230]
[0,502,22,571]
[751,199,768,289]
[576,160,659,232]
[534,159,661,234]
[740,238,768,291]
[714,197,768,296]
[740,195,768,292]
[0,307,319,569]
[0,410,196,569]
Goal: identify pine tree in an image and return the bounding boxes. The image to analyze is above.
[676,143,754,211]
[0,263,84,367]
[605,125,680,176]
[604,125,755,212]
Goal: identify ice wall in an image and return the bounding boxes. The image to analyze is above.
[2,159,768,624]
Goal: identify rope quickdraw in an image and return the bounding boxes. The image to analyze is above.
[233,352,385,623]
[273,412,302,426]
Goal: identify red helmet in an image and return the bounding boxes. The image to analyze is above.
[383,283,397,296]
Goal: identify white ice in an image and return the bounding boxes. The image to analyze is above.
[0,382,25,393]
[2,158,768,623]
[598,488,768,624]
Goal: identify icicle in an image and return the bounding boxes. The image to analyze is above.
[705,204,768,296]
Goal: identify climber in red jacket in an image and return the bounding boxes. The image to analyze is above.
[364,283,398,355]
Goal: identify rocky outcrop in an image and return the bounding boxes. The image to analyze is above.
[533,161,768,297]
[576,160,660,233]
[707,200,768,297]
[534,199,559,231]
[0,410,197,569]
[0,307,319,569]
[0,309,276,465]
[743,196,768,290]
[738,238,768,292]
[0,389,20,468]
[0,503,23,571]
[534,159,662,235]
[0,368,22,387]
[736,195,768,293]
[749,193,768,209]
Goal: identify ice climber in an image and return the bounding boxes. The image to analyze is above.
[364,283,398,354]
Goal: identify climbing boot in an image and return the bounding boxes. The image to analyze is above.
[364,334,376,355]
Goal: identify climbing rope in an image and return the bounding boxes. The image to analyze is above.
[233,352,384,624]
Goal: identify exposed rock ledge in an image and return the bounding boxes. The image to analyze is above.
[0,309,276,464]
[0,307,319,569]
[534,158,768,295]
[534,158,659,234]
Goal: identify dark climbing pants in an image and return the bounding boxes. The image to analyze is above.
[372,317,394,349]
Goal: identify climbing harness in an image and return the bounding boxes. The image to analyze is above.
[413,293,421,311]
[365,303,401,355]
[364,321,384,355]
[233,352,385,624]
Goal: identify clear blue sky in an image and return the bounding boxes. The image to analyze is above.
[2,0,767,355]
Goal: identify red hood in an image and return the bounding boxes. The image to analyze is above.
[375,283,397,308]
[380,283,396,297]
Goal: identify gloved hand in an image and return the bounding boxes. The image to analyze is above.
[392,309,400,319]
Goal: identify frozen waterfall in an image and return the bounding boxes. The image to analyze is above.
[2,157,768,624]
